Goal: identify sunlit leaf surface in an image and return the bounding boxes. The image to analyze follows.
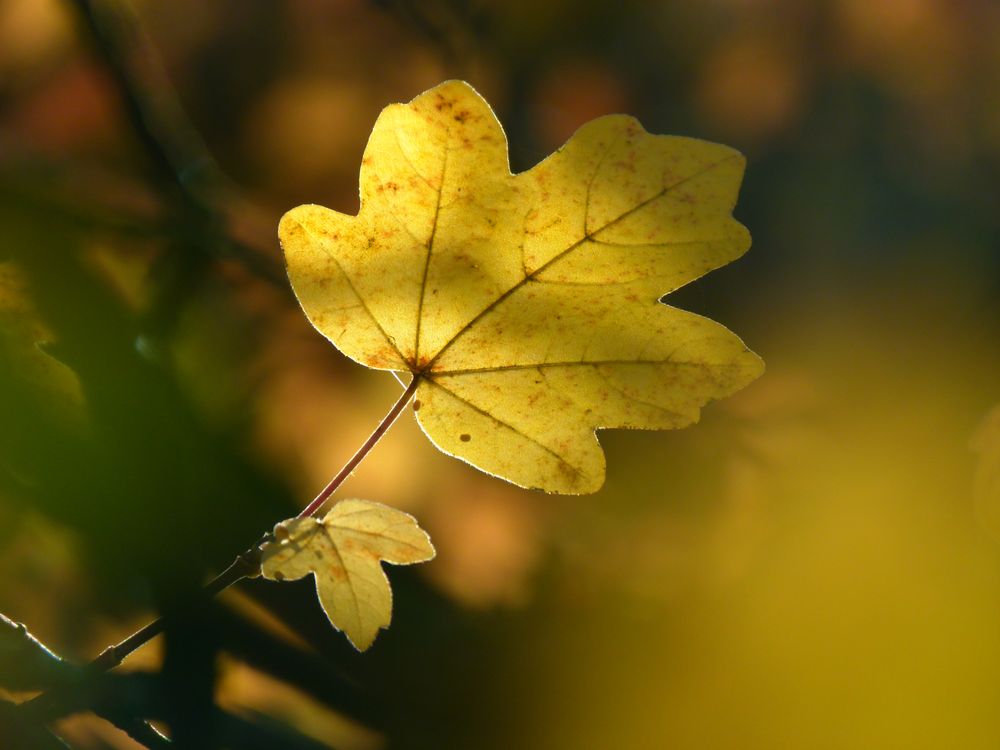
[280,80,762,493]
[261,499,435,651]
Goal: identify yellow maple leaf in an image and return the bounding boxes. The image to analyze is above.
[260,499,435,651]
[280,80,763,493]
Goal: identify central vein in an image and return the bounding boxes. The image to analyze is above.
[413,134,450,366]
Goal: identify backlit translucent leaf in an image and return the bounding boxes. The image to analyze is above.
[280,80,763,493]
[260,499,435,651]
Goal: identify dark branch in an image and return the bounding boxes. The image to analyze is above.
[0,613,78,692]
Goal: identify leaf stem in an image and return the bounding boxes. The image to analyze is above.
[91,549,265,674]
[297,375,420,519]
[20,376,420,720]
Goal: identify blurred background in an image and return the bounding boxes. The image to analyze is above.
[1,0,1000,748]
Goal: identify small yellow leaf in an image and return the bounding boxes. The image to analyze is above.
[260,499,435,651]
[280,80,763,493]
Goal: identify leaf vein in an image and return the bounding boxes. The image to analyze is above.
[414,138,451,363]
[435,359,714,376]
[592,366,687,421]
[299,221,407,365]
[583,132,625,237]
[392,129,437,190]
[324,529,363,628]
[425,155,739,368]
[426,378,580,477]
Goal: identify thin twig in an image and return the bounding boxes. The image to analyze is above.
[85,549,267,676]
[297,375,419,519]
[97,710,171,749]
[22,376,419,722]
[0,619,169,747]
[0,613,77,691]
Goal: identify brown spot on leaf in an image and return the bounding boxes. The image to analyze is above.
[279,80,761,496]
[413,399,422,411]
